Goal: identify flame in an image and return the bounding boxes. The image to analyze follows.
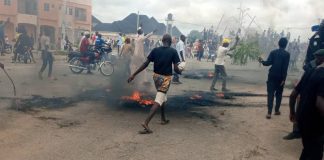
[190,94,202,100]
[208,72,214,78]
[216,93,225,98]
[122,91,154,105]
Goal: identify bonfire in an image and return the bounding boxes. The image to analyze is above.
[121,91,154,106]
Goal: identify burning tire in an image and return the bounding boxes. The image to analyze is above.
[69,57,84,74]
[99,61,114,76]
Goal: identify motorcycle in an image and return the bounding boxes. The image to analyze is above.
[68,44,114,76]
[207,52,216,62]
[17,46,32,64]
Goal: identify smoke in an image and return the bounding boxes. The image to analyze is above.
[260,0,291,28]
[307,0,324,21]
[107,58,153,101]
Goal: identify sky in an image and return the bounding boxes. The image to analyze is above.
[92,0,324,41]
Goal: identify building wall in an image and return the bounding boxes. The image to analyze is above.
[0,0,92,48]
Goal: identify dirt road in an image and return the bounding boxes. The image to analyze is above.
[0,54,302,160]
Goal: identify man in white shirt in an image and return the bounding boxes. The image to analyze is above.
[210,36,239,92]
[173,35,186,83]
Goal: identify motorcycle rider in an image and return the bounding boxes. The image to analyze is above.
[95,34,111,60]
[12,26,31,63]
[80,31,94,74]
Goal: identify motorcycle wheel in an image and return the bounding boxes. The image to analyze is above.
[23,53,28,64]
[69,58,84,74]
[99,61,114,76]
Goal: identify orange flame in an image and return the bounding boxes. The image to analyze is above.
[122,91,154,105]
[216,93,225,98]
[190,94,202,100]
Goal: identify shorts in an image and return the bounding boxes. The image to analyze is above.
[155,92,167,106]
[153,73,172,105]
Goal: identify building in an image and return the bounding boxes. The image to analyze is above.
[0,0,92,48]
[92,13,183,39]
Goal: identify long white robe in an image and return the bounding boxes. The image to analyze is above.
[131,32,153,83]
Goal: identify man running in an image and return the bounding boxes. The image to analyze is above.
[128,34,182,134]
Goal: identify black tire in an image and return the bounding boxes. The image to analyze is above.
[23,54,28,64]
[0,40,4,54]
[69,57,84,74]
[99,61,114,76]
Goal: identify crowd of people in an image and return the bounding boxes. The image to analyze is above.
[1,17,324,159]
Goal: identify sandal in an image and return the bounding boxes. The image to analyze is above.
[138,124,153,134]
[161,120,170,125]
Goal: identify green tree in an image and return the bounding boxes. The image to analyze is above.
[187,30,202,43]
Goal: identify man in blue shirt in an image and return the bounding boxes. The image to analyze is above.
[259,38,290,119]
[95,34,107,47]
[117,33,123,54]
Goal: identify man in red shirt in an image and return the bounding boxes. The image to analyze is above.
[80,32,94,74]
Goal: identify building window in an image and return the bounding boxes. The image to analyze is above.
[65,7,73,15]
[44,3,50,11]
[4,0,11,6]
[69,8,73,15]
[75,8,87,21]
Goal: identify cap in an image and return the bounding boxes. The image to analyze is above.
[314,49,324,57]
[222,38,231,44]
[84,31,90,35]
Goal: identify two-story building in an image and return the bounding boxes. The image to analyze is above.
[0,0,91,48]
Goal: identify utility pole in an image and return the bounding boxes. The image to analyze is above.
[237,2,250,30]
[136,11,140,31]
[215,14,224,34]
[61,0,67,50]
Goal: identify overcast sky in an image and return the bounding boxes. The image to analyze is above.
[92,0,324,41]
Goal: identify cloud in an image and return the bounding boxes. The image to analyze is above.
[92,0,324,41]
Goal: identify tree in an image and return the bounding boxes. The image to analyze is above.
[187,30,202,43]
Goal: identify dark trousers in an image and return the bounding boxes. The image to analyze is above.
[267,77,284,114]
[173,73,180,82]
[39,50,53,77]
[117,45,121,54]
[293,123,300,134]
[210,65,227,90]
[197,51,203,61]
[300,132,323,160]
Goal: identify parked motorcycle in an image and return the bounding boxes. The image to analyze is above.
[17,46,32,64]
[68,44,114,76]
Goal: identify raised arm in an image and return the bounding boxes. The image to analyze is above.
[229,36,240,51]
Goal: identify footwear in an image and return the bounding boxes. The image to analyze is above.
[274,111,281,115]
[38,72,43,80]
[283,132,301,140]
[87,72,93,75]
[266,114,271,119]
[210,88,218,91]
[138,124,153,134]
[160,120,170,125]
